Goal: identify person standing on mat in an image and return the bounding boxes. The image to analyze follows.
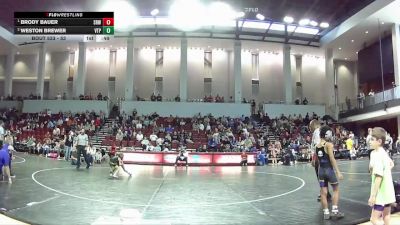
[0,140,12,184]
[64,130,74,161]
[368,127,395,225]
[310,119,331,201]
[75,129,90,170]
[316,125,344,220]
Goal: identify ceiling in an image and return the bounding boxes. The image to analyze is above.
[0,0,374,33]
[0,0,386,59]
[325,0,400,61]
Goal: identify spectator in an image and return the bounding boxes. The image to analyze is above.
[64,131,74,161]
[156,94,162,101]
[86,143,96,165]
[251,100,256,115]
[0,121,4,141]
[303,97,308,105]
[136,131,143,142]
[368,89,375,96]
[345,96,351,110]
[149,132,158,142]
[150,93,156,101]
[116,129,124,147]
[141,137,150,151]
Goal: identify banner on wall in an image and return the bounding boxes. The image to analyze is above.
[123,152,163,163]
[213,154,255,164]
[122,152,256,165]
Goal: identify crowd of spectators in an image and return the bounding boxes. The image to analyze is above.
[0,108,106,163]
[0,95,32,101]
[0,92,109,101]
[100,109,330,165]
[3,104,384,166]
[134,94,232,103]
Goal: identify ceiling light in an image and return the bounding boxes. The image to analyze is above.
[236,11,245,18]
[256,14,265,21]
[269,23,285,31]
[294,26,319,35]
[320,22,329,28]
[381,22,385,25]
[299,18,310,26]
[243,21,270,29]
[345,58,348,60]
[365,30,369,34]
[356,51,358,54]
[351,40,354,43]
[169,0,206,31]
[338,47,342,50]
[206,2,237,26]
[283,16,294,23]
[309,20,318,26]
[99,1,138,32]
[151,9,159,16]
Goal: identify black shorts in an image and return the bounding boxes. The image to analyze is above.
[318,167,338,187]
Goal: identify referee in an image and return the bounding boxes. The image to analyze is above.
[75,129,90,170]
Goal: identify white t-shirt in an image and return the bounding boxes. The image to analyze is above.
[87,146,96,155]
[149,134,158,142]
[366,134,372,149]
[311,128,320,152]
[0,126,4,140]
[156,138,164,146]
[199,124,204,131]
[141,139,149,146]
[369,148,396,205]
[136,133,143,141]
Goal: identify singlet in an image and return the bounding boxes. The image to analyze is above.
[110,156,119,166]
[316,143,332,168]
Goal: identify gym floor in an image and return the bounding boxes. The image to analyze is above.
[0,154,399,225]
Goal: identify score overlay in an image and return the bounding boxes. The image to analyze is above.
[14,12,114,42]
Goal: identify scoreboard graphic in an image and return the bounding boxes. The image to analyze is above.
[14,12,114,42]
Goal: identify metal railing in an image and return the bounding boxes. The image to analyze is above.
[339,86,400,112]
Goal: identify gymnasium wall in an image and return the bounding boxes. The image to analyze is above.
[0,38,357,106]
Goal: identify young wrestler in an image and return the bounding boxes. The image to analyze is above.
[368,127,396,225]
[109,152,131,178]
[316,125,344,220]
[174,147,189,167]
[310,119,331,201]
[0,140,12,184]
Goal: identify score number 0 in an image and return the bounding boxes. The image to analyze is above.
[103,18,114,26]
